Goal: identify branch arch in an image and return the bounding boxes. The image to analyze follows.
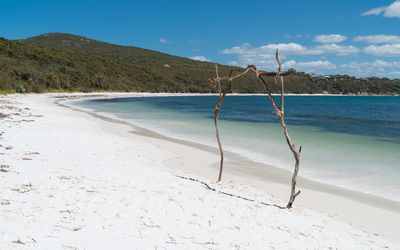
[210,49,301,208]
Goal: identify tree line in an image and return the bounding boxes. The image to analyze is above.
[0,33,399,94]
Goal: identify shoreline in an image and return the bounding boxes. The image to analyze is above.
[1,93,399,248]
[60,92,400,241]
[63,92,400,206]
[4,91,399,97]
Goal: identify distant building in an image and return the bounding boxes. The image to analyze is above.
[311,75,328,80]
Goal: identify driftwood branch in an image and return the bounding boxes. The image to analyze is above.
[211,69,289,83]
[215,64,221,97]
[214,69,233,182]
[211,50,302,208]
[276,50,284,114]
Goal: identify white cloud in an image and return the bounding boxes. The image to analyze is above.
[341,60,400,78]
[344,60,400,69]
[221,43,255,55]
[384,1,400,17]
[363,44,400,56]
[313,44,360,55]
[284,34,302,39]
[221,42,359,58]
[284,60,337,71]
[221,42,358,72]
[190,56,209,62]
[221,43,301,71]
[362,1,400,18]
[159,38,170,44]
[221,44,400,78]
[221,42,314,56]
[282,60,296,69]
[296,61,337,70]
[227,61,238,66]
[354,34,400,44]
[362,6,387,16]
[258,43,313,55]
[388,71,400,77]
[314,34,347,43]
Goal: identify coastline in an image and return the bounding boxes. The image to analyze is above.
[50,91,400,97]
[1,93,399,249]
[64,92,400,204]
[61,93,400,240]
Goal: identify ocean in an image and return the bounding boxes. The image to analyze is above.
[72,95,400,203]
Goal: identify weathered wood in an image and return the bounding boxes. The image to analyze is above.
[276,50,284,115]
[215,64,221,97]
[214,70,233,182]
[260,72,289,76]
[210,50,302,208]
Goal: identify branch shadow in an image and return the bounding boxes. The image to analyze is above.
[176,175,285,210]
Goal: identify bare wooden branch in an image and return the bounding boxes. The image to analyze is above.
[211,67,252,83]
[214,69,233,182]
[276,50,284,115]
[260,72,289,76]
[249,66,282,117]
[211,49,302,208]
[211,69,289,83]
[272,50,301,208]
[215,64,221,97]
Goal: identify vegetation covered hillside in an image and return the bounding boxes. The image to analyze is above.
[0,33,399,94]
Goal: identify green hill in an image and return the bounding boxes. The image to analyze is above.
[0,33,399,94]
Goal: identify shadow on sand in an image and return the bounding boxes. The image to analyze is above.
[176,175,285,210]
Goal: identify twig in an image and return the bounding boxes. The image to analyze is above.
[143,222,161,228]
[62,245,79,250]
[1,199,10,205]
[12,238,25,245]
[54,225,82,231]
[0,165,10,173]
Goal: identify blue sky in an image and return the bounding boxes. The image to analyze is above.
[1,0,400,78]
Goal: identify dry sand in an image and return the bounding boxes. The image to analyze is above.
[0,93,399,249]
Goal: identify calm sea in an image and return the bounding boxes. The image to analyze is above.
[74,95,400,203]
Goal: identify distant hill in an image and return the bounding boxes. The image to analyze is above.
[0,33,399,94]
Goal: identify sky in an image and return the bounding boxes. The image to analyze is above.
[1,0,400,78]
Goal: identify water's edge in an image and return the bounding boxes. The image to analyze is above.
[58,95,400,214]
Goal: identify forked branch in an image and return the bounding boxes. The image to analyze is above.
[211,49,301,208]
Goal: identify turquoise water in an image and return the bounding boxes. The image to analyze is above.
[73,95,400,203]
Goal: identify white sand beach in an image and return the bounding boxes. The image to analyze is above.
[1,93,399,249]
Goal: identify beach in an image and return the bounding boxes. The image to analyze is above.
[1,93,399,249]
